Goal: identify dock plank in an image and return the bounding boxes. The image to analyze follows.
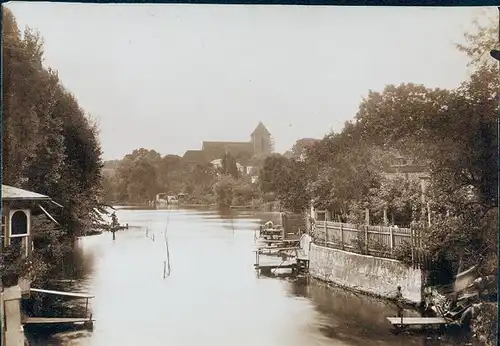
[257,239,299,244]
[255,264,296,270]
[30,288,94,299]
[387,317,447,326]
[255,259,297,270]
[24,317,93,325]
[255,247,299,253]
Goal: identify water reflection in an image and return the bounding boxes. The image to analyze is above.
[25,208,463,346]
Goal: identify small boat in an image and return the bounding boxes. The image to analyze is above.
[167,195,179,205]
[155,193,169,207]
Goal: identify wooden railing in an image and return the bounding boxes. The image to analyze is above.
[312,221,424,263]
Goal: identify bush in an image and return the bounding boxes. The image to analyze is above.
[471,302,498,346]
[213,174,236,208]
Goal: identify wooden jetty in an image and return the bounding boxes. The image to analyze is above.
[255,246,299,256]
[105,223,129,232]
[254,259,297,274]
[387,317,448,328]
[254,250,309,276]
[24,317,94,326]
[256,239,300,246]
[26,288,95,329]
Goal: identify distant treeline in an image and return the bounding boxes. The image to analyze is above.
[102,149,278,208]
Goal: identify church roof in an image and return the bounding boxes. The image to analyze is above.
[202,141,253,161]
[251,122,270,137]
[182,150,208,164]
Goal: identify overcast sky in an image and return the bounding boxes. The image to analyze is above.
[5,3,491,160]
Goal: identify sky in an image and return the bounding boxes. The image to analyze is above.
[5,3,492,160]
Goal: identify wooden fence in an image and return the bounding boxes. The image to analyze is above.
[313,221,426,266]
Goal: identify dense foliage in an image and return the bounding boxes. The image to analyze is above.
[103,148,263,209]
[2,9,105,283]
[258,13,498,276]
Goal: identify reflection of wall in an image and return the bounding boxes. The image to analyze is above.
[288,281,422,345]
[309,243,422,303]
[307,282,419,331]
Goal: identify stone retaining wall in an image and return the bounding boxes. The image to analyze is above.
[308,242,423,303]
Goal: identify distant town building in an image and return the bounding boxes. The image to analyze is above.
[293,138,321,161]
[183,122,273,164]
[210,159,223,170]
[182,150,209,165]
[202,141,253,162]
[251,122,272,156]
[382,155,428,180]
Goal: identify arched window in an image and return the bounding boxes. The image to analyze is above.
[9,210,30,258]
[11,210,28,236]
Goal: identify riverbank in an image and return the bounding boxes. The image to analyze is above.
[25,207,455,346]
[471,302,497,346]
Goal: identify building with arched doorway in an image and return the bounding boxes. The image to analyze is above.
[1,185,61,292]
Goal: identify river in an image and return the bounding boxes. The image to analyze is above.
[25,207,462,346]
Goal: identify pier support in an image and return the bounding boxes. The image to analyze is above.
[3,284,25,346]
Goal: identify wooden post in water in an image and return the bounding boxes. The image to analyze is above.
[2,283,24,346]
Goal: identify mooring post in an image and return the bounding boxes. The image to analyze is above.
[3,284,24,346]
[85,298,88,316]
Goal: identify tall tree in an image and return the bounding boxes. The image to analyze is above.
[221,152,239,179]
[115,149,161,202]
[2,8,105,283]
[259,154,310,213]
[456,8,499,68]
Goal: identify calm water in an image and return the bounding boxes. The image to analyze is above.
[26,207,460,346]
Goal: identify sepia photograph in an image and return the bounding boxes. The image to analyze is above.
[0,2,498,346]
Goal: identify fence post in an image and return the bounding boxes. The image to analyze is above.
[389,226,394,256]
[364,225,369,254]
[340,223,344,250]
[324,221,328,246]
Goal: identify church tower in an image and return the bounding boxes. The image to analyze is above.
[250,122,272,156]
